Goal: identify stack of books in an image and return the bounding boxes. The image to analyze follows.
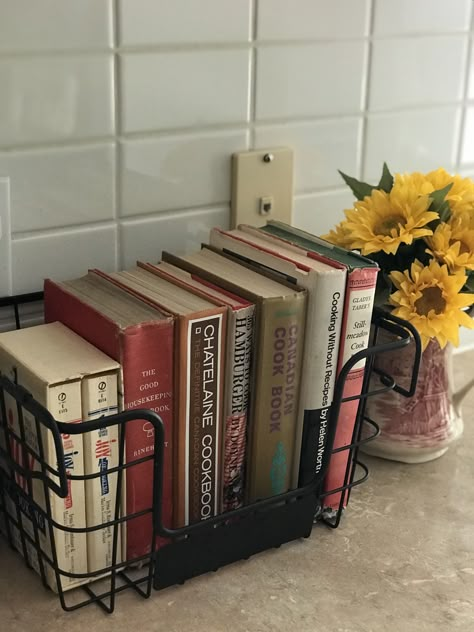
[0,221,378,589]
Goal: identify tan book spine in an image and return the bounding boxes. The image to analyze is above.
[247,294,306,503]
[82,371,120,574]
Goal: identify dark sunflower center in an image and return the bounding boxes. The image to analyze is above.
[414,286,446,316]
[459,240,470,255]
[374,214,405,236]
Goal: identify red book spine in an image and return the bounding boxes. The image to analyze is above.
[323,268,377,511]
[44,279,174,560]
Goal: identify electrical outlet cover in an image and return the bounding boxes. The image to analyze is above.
[231,147,293,228]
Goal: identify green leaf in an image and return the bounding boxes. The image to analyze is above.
[338,170,375,201]
[464,271,474,293]
[377,162,394,193]
[427,183,453,215]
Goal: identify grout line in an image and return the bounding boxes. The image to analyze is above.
[118,202,230,226]
[248,0,259,148]
[112,0,121,270]
[0,32,473,58]
[12,220,118,241]
[455,4,474,170]
[358,0,376,182]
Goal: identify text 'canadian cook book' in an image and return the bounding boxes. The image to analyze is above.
[209,225,346,488]
[163,247,307,503]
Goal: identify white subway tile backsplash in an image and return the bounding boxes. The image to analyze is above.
[370,37,466,111]
[0,56,114,147]
[0,1,113,53]
[11,226,117,294]
[120,131,248,216]
[121,50,251,134]
[293,190,354,236]
[120,207,230,268]
[254,118,362,192]
[0,144,115,233]
[256,42,366,120]
[258,0,369,41]
[373,0,471,35]
[364,108,461,181]
[0,1,473,345]
[0,178,12,296]
[119,0,251,45]
[461,107,474,164]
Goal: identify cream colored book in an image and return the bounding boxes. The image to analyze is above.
[82,372,121,574]
[0,322,119,592]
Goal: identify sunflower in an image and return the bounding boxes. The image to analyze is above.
[395,169,474,217]
[389,259,474,349]
[342,186,438,256]
[425,213,474,272]
[322,219,355,249]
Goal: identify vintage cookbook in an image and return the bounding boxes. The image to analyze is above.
[0,322,118,591]
[140,261,255,512]
[163,247,307,503]
[97,266,227,527]
[209,226,347,488]
[82,371,121,573]
[260,221,378,511]
[44,274,174,562]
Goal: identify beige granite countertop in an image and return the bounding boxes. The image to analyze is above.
[1,351,473,632]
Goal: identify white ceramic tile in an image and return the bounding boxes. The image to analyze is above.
[254,118,362,192]
[364,108,461,182]
[0,56,114,147]
[121,50,250,133]
[461,107,474,164]
[11,226,117,294]
[120,131,248,216]
[293,190,355,236]
[120,207,230,268]
[119,0,251,45]
[258,0,369,40]
[0,144,115,233]
[0,178,12,296]
[0,0,113,52]
[468,44,474,100]
[373,0,471,35]
[256,42,366,120]
[370,36,466,111]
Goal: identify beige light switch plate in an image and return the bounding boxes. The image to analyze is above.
[231,147,293,228]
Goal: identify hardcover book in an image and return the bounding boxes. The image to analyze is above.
[163,247,307,503]
[259,221,378,511]
[44,274,174,562]
[140,261,255,512]
[209,225,347,488]
[98,266,227,527]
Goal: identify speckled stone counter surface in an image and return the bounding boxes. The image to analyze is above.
[1,352,473,632]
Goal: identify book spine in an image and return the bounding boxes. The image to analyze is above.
[44,381,88,592]
[323,268,377,511]
[247,293,306,503]
[179,313,225,525]
[82,371,120,573]
[222,304,255,512]
[296,274,346,488]
[44,280,174,562]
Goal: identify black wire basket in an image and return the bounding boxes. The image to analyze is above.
[0,292,421,613]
